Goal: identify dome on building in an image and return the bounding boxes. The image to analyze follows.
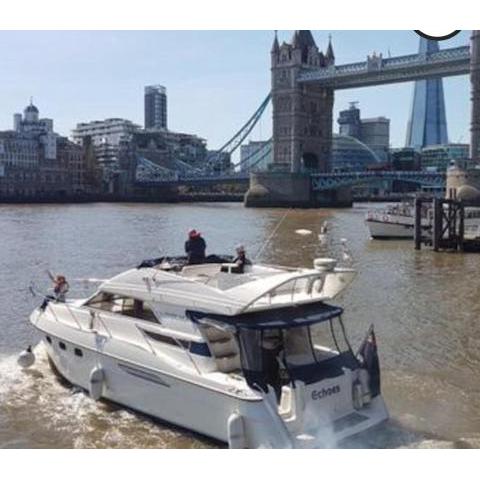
[331,134,381,172]
[24,103,39,114]
[456,185,480,202]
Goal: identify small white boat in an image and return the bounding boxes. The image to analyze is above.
[365,202,431,239]
[366,202,480,240]
[28,254,388,448]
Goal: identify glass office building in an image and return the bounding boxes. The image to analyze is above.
[405,38,449,149]
[144,85,168,130]
[331,134,382,172]
[420,143,469,171]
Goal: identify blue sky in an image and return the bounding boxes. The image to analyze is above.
[0,30,471,150]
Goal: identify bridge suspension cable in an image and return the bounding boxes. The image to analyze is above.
[135,156,179,182]
[230,137,272,171]
[207,93,271,171]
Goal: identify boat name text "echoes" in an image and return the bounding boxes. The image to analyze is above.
[311,385,340,400]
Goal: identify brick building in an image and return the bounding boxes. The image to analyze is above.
[0,102,100,199]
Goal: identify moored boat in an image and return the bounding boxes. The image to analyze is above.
[366,202,480,240]
[365,202,431,239]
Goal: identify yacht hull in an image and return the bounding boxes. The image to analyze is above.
[366,219,416,239]
[367,218,480,240]
[38,332,251,444]
[36,327,388,448]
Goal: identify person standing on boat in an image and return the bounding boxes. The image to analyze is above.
[262,332,283,402]
[185,229,207,264]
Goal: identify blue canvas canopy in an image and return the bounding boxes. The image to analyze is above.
[188,302,343,330]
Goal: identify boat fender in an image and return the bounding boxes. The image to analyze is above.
[227,412,246,449]
[17,345,35,369]
[89,366,105,401]
[352,379,363,410]
[358,369,372,405]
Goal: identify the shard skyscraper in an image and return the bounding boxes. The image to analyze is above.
[405,38,449,148]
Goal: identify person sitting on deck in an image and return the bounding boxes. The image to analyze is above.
[40,273,70,311]
[185,229,207,265]
[231,244,251,274]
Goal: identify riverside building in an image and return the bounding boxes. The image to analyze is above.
[337,102,390,163]
[0,102,97,199]
[145,85,168,130]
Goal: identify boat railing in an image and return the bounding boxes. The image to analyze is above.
[290,279,298,303]
[44,301,85,333]
[255,262,300,272]
[172,337,203,375]
[91,312,113,338]
[43,299,116,339]
[43,300,203,372]
[137,327,159,356]
[65,303,86,332]
[241,272,328,312]
[136,324,203,375]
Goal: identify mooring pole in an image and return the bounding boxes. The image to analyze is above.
[414,196,422,250]
[447,199,455,243]
[432,197,441,252]
[458,202,465,252]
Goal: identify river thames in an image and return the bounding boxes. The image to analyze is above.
[1,202,480,448]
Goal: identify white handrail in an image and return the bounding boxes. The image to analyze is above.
[172,338,202,376]
[93,313,113,338]
[238,271,327,313]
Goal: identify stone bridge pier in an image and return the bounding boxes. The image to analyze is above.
[446,30,480,203]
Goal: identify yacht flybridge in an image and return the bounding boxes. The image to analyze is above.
[28,255,388,448]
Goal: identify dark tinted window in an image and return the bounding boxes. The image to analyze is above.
[86,293,159,323]
[142,329,210,357]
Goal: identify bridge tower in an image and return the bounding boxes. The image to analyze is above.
[445,31,480,203]
[271,30,334,173]
[245,31,349,208]
[471,30,480,163]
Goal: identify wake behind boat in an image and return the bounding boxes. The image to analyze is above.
[26,254,388,448]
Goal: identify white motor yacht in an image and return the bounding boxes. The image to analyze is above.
[28,255,389,448]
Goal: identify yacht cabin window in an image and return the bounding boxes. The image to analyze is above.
[85,292,159,323]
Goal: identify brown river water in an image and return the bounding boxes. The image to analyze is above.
[1,202,480,448]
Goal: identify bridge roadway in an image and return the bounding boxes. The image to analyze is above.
[136,172,250,188]
[310,170,446,190]
[298,46,470,89]
[136,170,446,191]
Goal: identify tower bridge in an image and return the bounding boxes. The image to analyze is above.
[136,159,445,192]
[134,30,480,207]
[298,46,470,89]
[244,30,480,207]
